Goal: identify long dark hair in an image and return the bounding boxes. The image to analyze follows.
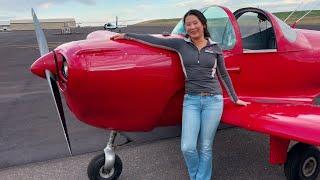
[183,9,211,38]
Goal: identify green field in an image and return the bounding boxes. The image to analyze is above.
[134,9,320,26]
[274,9,320,25]
[134,18,181,26]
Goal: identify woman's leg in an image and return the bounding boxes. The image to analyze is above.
[196,95,223,180]
[181,94,201,180]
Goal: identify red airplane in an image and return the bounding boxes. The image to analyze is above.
[30,5,320,180]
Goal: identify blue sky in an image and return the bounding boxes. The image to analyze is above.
[0,0,319,25]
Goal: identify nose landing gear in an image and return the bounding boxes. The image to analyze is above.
[87,131,123,180]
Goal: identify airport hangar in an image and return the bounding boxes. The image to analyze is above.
[0,21,9,29]
[9,18,76,30]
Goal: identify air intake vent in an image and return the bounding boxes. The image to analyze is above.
[314,95,320,105]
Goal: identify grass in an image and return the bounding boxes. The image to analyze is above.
[274,9,320,25]
[134,9,320,26]
[134,18,181,27]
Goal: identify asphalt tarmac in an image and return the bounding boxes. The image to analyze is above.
[0,129,286,180]
[1,24,320,180]
[0,25,179,170]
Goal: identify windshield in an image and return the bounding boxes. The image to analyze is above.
[274,16,297,42]
[237,12,276,50]
[171,6,236,50]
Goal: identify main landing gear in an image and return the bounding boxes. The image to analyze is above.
[284,143,320,180]
[87,130,123,180]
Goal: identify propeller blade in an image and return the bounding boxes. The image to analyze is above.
[31,8,49,56]
[32,8,71,155]
[45,70,72,155]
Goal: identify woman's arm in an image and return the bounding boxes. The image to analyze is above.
[216,52,239,103]
[122,33,181,51]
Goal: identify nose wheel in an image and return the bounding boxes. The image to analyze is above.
[87,131,123,180]
[284,143,320,180]
[87,153,122,180]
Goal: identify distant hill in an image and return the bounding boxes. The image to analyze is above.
[134,18,181,26]
[134,9,320,26]
[274,9,320,25]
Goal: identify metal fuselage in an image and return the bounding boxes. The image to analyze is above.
[31,7,320,136]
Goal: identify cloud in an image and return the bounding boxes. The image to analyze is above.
[73,0,95,5]
[175,0,228,9]
[0,0,96,10]
[0,15,16,20]
[136,4,153,9]
[0,0,97,20]
[254,0,319,12]
[39,2,53,9]
[1,0,320,25]
[173,0,320,13]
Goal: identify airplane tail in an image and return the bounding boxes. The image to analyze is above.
[116,16,118,27]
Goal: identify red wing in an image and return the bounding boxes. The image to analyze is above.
[222,100,320,146]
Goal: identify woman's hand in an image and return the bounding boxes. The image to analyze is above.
[110,33,126,40]
[236,99,250,106]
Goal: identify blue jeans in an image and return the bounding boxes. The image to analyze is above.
[181,94,224,180]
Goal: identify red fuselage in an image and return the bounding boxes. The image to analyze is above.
[30,5,320,168]
[30,6,320,136]
[30,27,320,132]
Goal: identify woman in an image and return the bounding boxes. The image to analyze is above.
[111,9,250,180]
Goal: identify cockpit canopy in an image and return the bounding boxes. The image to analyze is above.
[172,6,236,50]
[172,6,297,51]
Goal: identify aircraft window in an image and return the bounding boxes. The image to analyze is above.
[274,16,297,42]
[171,20,185,35]
[171,6,236,50]
[237,12,276,50]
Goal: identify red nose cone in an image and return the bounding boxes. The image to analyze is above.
[30,51,57,78]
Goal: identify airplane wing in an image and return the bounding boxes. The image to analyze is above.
[222,99,320,146]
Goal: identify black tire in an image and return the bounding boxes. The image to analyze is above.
[284,143,320,180]
[87,153,123,180]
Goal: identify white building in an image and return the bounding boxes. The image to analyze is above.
[10,18,76,30]
[0,21,10,30]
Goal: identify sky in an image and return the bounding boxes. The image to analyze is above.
[0,0,319,25]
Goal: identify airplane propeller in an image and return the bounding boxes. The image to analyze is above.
[31,8,72,155]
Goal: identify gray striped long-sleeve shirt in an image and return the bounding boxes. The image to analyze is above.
[124,33,239,103]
